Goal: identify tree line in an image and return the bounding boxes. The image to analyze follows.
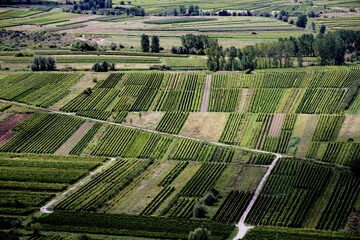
[141,34,161,53]
[171,34,218,55]
[206,30,360,71]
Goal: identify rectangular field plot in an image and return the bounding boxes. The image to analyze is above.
[36,211,234,240]
[55,158,150,211]
[0,153,105,216]
[245,158,360,230]
[0,113,85,154]
[153,73,206,112]
[61,72,165,118]
[92,125,173,158]
[163,58,207,70]
[0,73,82,108]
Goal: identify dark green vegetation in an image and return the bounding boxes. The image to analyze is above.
[246,158,360,230]
[0,153,104,216]
[0,73,82,108]
[243,226,360,240]
[36,211,233,240]
[0,113,85,154]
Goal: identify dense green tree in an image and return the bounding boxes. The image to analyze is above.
[141,34,150,52]
[30,55,56,71]
[179,5,186,15]
[350,158,360,177]
[71,41,98,52]
[193,201,207,218]
[188,227,211,240]
[206,44,225,71]
[110,42,117,50]
[92,61,115,72]
[296,15,308,28]
[311,22,316,31]
[188,5,195,15]
[297,34,315,56]
[151,36,160,53]
[204,193,218,206]
[319,25,326,34]
[315,32,346,65]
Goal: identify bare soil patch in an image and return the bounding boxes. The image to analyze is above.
[337,115,360,141]
[180,112,229,142]
[55,122,95,155]
[268,114,285,137]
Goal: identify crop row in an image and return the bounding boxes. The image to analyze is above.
[155,112,189,134]
[159,161,188,186]
[213,191,253,223]
[61,89,120,112]
[0,113,84,154]
[141,186,175,216]
[97,73,125,88]
[0,73,82,108]
[180,163,226,197]
[138,134,173,159]
[307,141,360,166]
[247,153,275,165]
[36,211,233,240]
[76,110,112,121]
[171,139,234,162]
[208,88,241,112]
[113,72,164,111]
[163,58,207,70]
[153,73,205,112]
[69,123,102,155]
[312,115,345,142]
[242,226,360,240]
[246,159,332,228]
[55,159,149,211]
[212,66,360,89]
[316,172,360,231]
[168,197,196,218]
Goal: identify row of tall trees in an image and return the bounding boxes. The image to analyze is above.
[206,30,360,71]
[141,34,160,53]
[30,55,56,71]
[171,34,218,55]
[67,0,112,12]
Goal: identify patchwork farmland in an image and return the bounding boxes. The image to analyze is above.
[0,0,360,239]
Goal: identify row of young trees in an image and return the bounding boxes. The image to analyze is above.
[206,30,360,71]
[141,35,161,53]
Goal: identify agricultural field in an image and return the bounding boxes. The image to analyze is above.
[0,153,105,217]
[0,0,360,239]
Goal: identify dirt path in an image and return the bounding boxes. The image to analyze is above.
[200,74,212,112]
[54,122,95,155]
[40,158,116,214]
[233,154,282,240]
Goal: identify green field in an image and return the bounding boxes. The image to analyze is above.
[0,1,360,240]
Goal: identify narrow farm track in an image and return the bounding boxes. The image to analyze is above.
[233,154,282,240]
[40,158,117,214]
[200,74,212,112]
